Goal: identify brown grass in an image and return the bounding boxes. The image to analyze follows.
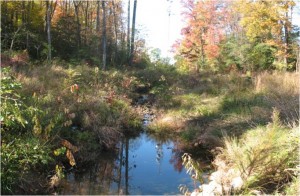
[255,71,299,125]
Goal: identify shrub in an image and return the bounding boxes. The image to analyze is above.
[1,136,53,194]
[0,67,27,130]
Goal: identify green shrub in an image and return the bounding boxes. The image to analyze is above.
[0,67,27,130]
[1,136,53,194]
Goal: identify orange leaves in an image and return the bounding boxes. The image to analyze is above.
[61,139,79,153]
[61,139,79,167]
[177,0,228,65]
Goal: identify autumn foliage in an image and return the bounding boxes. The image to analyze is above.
[174,0,299,72]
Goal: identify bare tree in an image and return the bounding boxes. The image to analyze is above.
[96,0,101,32]
[129,0,137,66]
[112,0,119,61]
[127,0,131,60]
[73,1,82,50]
[102,1,107,70]
[46,0,52,64]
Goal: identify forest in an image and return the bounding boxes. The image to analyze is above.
[1,0,299,195]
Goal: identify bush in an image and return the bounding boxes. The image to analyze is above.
[0,67,27,130]
[1,136,53,194]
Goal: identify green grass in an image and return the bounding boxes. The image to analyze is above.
[145,69,299,152]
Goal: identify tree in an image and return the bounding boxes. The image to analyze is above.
[175,0,228,72]
[102,0,107,70]
[73,1,81,51]
[129,0,137,66]
[1,0,142,66]
[127,0,131,61]
[235,0,296,69]
[46,0,52,63]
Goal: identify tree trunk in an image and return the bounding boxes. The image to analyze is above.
[73,1,81,51]
[22,1,26,25]
[129,0,137,66]
[127,0,131,60]
[46,1,52,64]
[112,0,119,64]
[84,1,89,46]
[102,1,107,70]
[296,47,299,73]
[199,27,206,72]
[96,0,101,32]
[283,12,289,68]
[10,25,23,53]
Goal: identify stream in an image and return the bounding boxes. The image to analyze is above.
[60,95,201,195]
[60,132,199,195]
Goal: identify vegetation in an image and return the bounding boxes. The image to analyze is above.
[1,0,299,195]
[1,63,142,194]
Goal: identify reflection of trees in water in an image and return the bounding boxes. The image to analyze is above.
[62,134,210,195]
[62,136,135,195]
[114,136,137,195]
[169,142,184,173]
[156,142,163,173]
[169,141,212,174]
[61,153,117,195]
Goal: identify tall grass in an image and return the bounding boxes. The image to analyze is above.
[255,71,299,125]
[213,109,299,194]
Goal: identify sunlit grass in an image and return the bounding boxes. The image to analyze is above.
[214,109,299,194]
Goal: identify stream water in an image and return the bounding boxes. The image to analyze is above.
[60,132,199,195]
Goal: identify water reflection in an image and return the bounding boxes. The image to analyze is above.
[60,133,197,195]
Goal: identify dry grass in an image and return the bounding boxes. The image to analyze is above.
[212,110,299,194]
[255,71,299,125]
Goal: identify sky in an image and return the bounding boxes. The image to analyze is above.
[126,0,185,60]
[126,0,300,61]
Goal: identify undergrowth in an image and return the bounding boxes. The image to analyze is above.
[1,62,143,194]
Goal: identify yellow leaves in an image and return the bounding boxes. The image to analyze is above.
[236,0,295,43]
[53,147,66,156]
[32,115,42,136]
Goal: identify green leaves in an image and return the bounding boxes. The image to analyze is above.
[0,68,27,129]
[1,137,53,194]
